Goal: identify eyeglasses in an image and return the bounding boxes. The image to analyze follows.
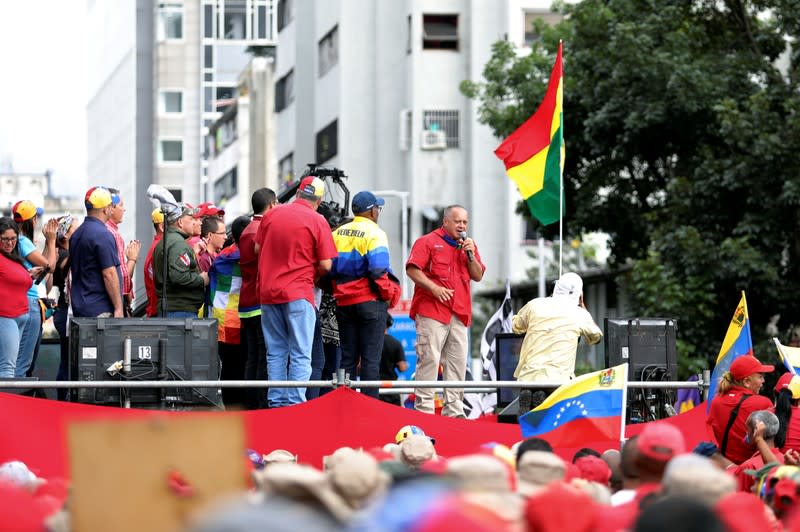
[0,236,18,244]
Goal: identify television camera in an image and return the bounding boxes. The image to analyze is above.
[278,164,351,229]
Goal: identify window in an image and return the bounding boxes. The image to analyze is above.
[277,0,293,32]
[422,110,459,148]
[159,139,183,163]
[406,14,412,54]
[318,25,338,77]
[422,14,458,50]
[204,86,214,112]
[254,0,273,40]
[214,167,238,204]
[315,120,338,163]
[204,45,213,68]
[203,3,214,38]
[275,69,295,112]
[157,2,184,40]
[221,0,246,40]
[523,11,562,47]
[278,152,294,191]
[167,188,183,202]
[159,90,183,114]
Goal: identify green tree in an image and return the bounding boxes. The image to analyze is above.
[462,0,800,373]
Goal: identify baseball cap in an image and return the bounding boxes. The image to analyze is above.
[151,208,165,224]
[351,191,385,213]
[574,455,612,485]
[775,372,800,399]
[165,203,198,223]
[11,200,43,223]
[730,355,774,381]
[637,423,686,462]
[299,176,325,198]
[195,202,225,218]
[395,425,435,445]
[84,186,114,210]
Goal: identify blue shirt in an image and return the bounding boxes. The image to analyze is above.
[17,235,39,298]
[69,216,121,317]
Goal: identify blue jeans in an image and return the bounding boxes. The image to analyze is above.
[167,311,198,318]
[336,300,388,399]
[15,295,42,377]
[0,313,29,378]
[260,299,316,407]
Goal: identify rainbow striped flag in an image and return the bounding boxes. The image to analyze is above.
[707,292,753,409]
[494,41,564,226]
[519,363,628,446]
[774,337,800,376]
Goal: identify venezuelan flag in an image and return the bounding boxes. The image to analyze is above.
[707,292,753,409]
[774,338,800,376]
[519,364,628,446]
[494,41,564,226]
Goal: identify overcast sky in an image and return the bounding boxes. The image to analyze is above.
[0,0,87,197]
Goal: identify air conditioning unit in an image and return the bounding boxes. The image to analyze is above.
[420,129,447,150]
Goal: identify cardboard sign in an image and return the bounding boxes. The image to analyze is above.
[68,414,247,532]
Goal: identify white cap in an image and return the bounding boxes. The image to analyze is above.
[552,272,583,305]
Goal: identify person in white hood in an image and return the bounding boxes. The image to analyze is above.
[513,272,603,412]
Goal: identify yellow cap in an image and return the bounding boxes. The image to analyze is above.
[151,208,165,224]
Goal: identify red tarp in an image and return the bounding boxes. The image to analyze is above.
[0,389,710,479]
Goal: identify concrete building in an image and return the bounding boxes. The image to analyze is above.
[87,0,278,301]
[206,54,278,220]
[274,0,563,295]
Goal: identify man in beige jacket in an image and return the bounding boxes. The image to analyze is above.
[513,272,603,413]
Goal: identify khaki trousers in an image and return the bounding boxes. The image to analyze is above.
[414,314,468,417]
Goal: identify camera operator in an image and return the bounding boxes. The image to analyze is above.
[512,272,603,413]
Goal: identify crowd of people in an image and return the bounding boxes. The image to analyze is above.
[6,412,800,531]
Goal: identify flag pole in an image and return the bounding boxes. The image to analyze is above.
[619,363,629,449]
[558,39,564,278]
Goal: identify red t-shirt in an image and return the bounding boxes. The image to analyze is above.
[238,214,261,314]
[779,406,800,453]
[256,202,337,306]
[143,234,162,317]
[731,448,784,493]
[707,386,773,464]
[0,254,33,318]
[406,228,485,327]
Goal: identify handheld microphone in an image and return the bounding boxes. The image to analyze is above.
[459,231,474,262]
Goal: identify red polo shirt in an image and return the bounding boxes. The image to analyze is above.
[256,202,337,307]
[730,448,784,493]
[707,386,773,464]
[406,228,485,327]
[777,405,800,453]
[238,214,261,315]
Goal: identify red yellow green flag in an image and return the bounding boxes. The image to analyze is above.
[494,41,564,226]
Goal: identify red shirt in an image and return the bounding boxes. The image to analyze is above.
[707,386,773,464]
[406,228,485,327]
[256,202,337,306]
[106,220,132,297]
[0,254,33,318]
[779,406,800,453]
[731,448,784,493]
[143,234,162,317]
[237,214,261,314]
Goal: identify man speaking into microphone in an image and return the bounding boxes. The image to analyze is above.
[406,204,485,417]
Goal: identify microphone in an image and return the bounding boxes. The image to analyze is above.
[459,231,474,262]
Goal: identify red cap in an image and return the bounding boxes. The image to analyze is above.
[637,423,685,462]
[524,483,599,532]
[194,202,225,218]
[574,455,612,485]
[730,355,774,381]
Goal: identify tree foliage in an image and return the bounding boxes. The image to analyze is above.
[462,0,800,371]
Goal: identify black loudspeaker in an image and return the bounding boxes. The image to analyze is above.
[69,318,221,408]
[494,332,526,408]
[604,318,678,381]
